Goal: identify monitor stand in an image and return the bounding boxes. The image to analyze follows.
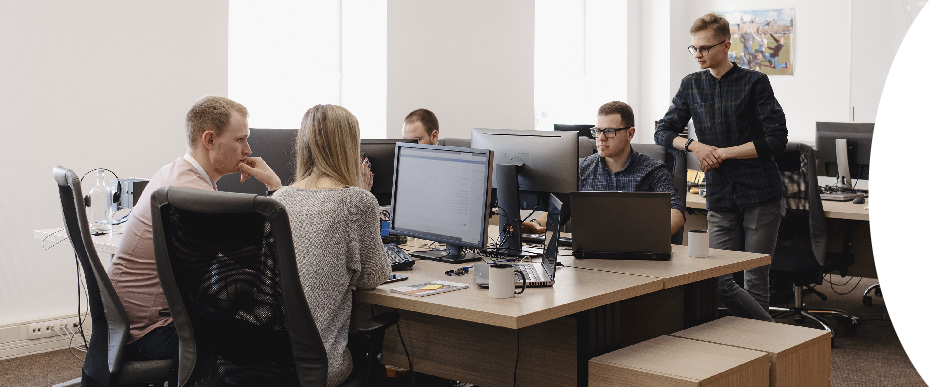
[410,244,482,263]
[495,163,523,256]
[835,138,854,191]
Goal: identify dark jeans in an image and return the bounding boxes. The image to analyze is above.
[708,199,785,322]
[124,323,178,361]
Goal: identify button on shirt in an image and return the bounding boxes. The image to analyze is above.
[578,149,685,216]
[654,63,788,211]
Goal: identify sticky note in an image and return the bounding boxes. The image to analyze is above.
[421,284,443,290]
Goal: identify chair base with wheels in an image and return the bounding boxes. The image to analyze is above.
[863,283,881,305]
[769,285,860,347]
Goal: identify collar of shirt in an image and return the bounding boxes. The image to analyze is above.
[598,149,638,175]
[183,152,216,189]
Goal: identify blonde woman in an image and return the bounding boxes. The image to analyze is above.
[272,104,390,387]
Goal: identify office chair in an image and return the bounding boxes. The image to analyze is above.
[150,187,397,387]
[51,166,174,387]
[636,144,687,245]
[767,143,860,347]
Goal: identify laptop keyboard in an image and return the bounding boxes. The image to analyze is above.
[516,264,541,282]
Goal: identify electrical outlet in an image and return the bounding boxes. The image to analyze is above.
[25,317,85,340]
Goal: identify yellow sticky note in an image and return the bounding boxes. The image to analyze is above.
[421,284,443,290]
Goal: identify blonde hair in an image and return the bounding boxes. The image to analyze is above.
[690,12,731,42]
[185,96,248,147]
[296,104,362,188]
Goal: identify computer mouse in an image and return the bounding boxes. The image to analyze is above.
[852,197,865,204]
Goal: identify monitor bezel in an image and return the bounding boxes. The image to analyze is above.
[388,143,494,251]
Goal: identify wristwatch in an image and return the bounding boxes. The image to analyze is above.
[684,138,694,152]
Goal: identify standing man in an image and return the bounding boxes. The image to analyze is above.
[110,96,282,360]
[655,13,788,322]
[402,108,439,145]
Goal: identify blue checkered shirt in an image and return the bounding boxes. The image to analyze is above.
[578,149,685,216]
[654,63,788,211]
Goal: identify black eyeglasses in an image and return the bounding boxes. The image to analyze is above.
[688,41,727,55]
[591,127,632,138]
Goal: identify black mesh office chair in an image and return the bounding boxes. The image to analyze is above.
[767,143,860,346]
[150,187,397,387]
[51,166,174,387]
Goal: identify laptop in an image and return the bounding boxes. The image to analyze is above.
[570,191,672,260]
[475,194,562,287]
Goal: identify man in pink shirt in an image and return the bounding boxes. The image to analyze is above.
[109,96,282,360]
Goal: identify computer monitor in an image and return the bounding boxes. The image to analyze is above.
[389,143,494,263]
[815,122,873,189]
[217,128,298,195]
[470,128,578,255]
[554,124,594,139]
[361,139,417,206]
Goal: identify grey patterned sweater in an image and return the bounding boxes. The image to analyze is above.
[273,186,391,386]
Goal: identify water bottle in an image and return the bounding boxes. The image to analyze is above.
[87,169,113,234]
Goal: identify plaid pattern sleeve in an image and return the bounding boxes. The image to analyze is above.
[655,64,787,211]
[578,151,685,216]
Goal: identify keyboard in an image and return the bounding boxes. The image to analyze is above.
[384,243,415,271]
[821,192,865,202]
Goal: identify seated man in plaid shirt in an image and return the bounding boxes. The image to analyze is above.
[524,101,685,236]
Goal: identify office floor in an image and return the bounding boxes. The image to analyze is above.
[0,276,924,387]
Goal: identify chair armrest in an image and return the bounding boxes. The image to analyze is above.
[159,308,171,317]
[356,312,399,335]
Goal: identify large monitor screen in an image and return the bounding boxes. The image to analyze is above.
[389,143,493,263]
[361,139,417,206]
[815,122,873,184]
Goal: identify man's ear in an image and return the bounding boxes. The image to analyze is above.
[430,130,439,145]
[202,131,215,150]
[628,127,636,140]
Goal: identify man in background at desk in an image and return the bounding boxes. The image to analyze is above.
[654,13,788,322]
[402,108,439,145]
[109,96,283,361]
[524,101,685,236]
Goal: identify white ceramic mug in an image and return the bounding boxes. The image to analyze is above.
[688,230,709,258]
[488,263,527,298]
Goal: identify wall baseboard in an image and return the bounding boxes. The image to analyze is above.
[0,315,91,360]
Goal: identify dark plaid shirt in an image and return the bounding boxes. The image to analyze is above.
[655,63,788,211]
[578,149,685,216]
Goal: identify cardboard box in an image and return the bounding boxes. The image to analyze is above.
[671,316,831,387]
[589,335,769,386]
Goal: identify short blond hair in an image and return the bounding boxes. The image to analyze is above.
[296,104,362,188]
[690,12,731,42]
[185,96,249,147]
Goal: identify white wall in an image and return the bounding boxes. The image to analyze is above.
[0,1,228,325]
[386,0,535,139]
[647,0,921,144]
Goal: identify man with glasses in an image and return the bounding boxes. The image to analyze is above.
[654,12,788,322]
[524,101,684,236]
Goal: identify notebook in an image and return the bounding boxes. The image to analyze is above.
[475,194,562,287]
[390,280,469,297]
[570,191,672,260]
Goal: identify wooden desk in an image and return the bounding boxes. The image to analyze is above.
[686,192,870,221]
[35,228,122,255]
[685,192,875,278]
[359,246,769,386]
[35,227,769,386]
